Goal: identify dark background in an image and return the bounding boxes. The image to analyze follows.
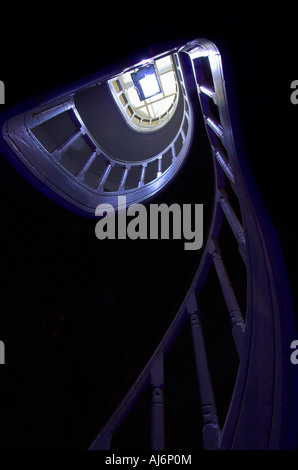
[0,4,296,451]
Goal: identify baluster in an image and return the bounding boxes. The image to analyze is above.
[208,239,245,355]
[200,85,216,100]
[157,157,162,177]
[218,188,246,252]
[76,150,98,181]
[181,128,186,143]
[150,354,165,450]
[52,128,82,161]
[206,116,224,141]
[118,166,130,192]
[188,303,221,449]
[97,162,112,191]
[212,146,235,184]
[138,164,147,187]
[171,144,176,161]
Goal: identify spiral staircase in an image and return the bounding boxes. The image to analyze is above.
[0,38,297,450]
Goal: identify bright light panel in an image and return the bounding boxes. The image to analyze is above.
[139,74,161,99]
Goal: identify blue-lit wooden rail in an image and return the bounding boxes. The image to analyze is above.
[88,39,298,450]
[1,39,297,450]
[1,54,192,216]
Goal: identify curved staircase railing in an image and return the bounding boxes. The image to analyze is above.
[1,53,192,216]
[0,38,297,450]
[88,39,298,450]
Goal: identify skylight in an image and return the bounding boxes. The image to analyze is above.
[131,64,162,101]
[109,54,179,132]
[140,74,161,99]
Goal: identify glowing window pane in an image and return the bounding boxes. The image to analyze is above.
[160,73,176,95]
[156,56,172,74]
[127,87,142,108]
[139,74,161,99]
